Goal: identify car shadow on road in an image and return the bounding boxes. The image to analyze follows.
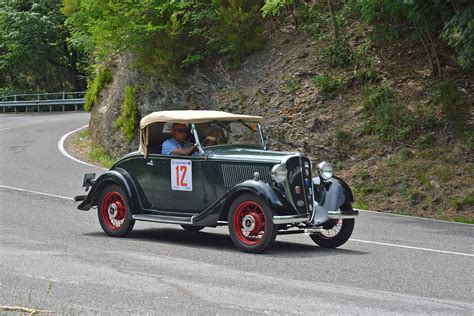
[84,227,369,257]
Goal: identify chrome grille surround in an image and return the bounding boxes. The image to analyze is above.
[221,164,272,187]
[285,156,312,215]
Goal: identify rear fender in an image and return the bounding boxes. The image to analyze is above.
[77,168,141,213]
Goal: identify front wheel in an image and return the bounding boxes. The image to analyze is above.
[97,184,135,237]
[228,193,277,253]
[310,218,354,248]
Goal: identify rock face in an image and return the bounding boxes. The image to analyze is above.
[89,29,334,160]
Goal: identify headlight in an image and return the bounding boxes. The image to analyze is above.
[317,161,333,180]
[271,163,287,183]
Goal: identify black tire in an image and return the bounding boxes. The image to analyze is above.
[228,193,277,253]
[181,225,205,232]
[97,184,135,237]
[310,218,355,248]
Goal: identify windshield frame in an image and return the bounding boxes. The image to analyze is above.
[192,121,266,152]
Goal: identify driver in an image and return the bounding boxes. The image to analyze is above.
[161,123,198,156]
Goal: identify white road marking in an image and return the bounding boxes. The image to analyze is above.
[351,238,474,257]
[0,184,73,201]
[0,124,31,132]
[355,208,473,226]
[57,124,106,170]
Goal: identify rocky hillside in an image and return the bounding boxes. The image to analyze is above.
[84,8,473,222]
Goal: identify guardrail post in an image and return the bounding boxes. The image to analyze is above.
[62,91,65,99]
[75,104,78,111]
[62,105,65,112]
[14,106,17,113]
[14,95,17,101]
[38,104,40,112]
[49,105,52,112]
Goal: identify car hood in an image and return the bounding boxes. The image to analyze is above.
[206,146,300,163]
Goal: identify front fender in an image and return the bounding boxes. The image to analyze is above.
[77,168,141,212]
[311,176,356,224]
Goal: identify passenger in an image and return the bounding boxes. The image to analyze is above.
[161,123,198,156]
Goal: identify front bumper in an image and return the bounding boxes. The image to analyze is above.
[273,214,310,224]
[327,209,359,219]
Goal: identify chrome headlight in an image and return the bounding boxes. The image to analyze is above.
[317,161,333,180]
[271,163,287,183]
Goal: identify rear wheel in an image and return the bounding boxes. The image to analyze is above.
[228,193,277,253]
[181,225,205,232]
[97,184,135,237]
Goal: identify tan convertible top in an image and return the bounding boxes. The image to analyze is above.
[140,110,262,128]
[138,110,262,156]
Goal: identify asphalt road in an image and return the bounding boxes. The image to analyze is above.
[0,112,473,315]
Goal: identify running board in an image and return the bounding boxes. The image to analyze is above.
[132,214,193,225]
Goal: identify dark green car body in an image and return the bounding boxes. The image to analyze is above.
[78,144,313,226]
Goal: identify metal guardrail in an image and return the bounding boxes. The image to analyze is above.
[0,91,86,113]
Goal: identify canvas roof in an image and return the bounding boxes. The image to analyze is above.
[140,110,262,128]
[138,110,263,156]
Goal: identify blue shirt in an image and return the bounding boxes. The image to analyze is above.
[162,138,200,156]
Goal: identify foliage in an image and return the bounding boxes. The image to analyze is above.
[83,66,112,111]
[442,5,474,68]
[0,0,87,93]
[64,0,265,80]
[114,85,138,144]
[359,0,474,71]
[89,145,116,169]
[432,80,465,124]
[362,85,416,141]
[313,73,348,96]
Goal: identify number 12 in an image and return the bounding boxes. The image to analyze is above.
[175,165,188,186]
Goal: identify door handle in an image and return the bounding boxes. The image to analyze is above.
[147,160,154,166]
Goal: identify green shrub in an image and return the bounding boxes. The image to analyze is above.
[313,73,348,96]
[432,80,466,127]
[89,146,116,169]
[282,78,301,93]
[114,85,138,144]
[362,85,417,142]
[336,129,351,142]
[84,66,112,111]
[417,132,436,149]
[322,39,353,67]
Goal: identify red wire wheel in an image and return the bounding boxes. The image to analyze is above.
[97,184,135,237]
[101,191,126,230]
[228,193,277,253]
[309,204,355,248]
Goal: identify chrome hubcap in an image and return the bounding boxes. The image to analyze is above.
[241,215,256,233]
[108,203,118,219]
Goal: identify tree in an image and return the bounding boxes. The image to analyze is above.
[0,0,87,93]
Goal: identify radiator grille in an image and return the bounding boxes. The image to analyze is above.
[222,164,272,187]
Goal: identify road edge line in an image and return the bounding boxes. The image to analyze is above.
[0,184,73,201]
[57,125,106,170]
[354,208,473,226]
[350,238,473,257]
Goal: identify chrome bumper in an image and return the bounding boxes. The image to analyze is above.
[273,214,310,224]
[327,209,359,219]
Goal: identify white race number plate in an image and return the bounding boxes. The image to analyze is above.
[171,159,192,191]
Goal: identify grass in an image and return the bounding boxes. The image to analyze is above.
[282,78,302,93]
[89,146,116,169]
[84,66,112,112]
[313,72,348,96]
[114,85,138,144]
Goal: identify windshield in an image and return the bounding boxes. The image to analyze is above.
[197,121,263,148]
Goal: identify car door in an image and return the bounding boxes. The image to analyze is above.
[137,154,211,213]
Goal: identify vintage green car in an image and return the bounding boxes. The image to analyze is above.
[75,110,358,253]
